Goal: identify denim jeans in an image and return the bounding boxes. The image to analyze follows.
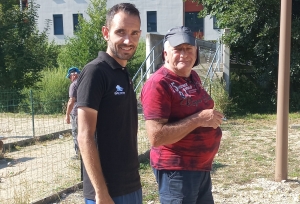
[84,188,142,204]
[153,168,214,204]
[70,114,79,155]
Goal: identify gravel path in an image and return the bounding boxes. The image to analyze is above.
[56,177,300,204]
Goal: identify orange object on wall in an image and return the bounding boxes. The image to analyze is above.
[185,0,203,12]
[193,31,203,39]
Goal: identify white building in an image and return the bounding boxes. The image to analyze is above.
[32,0,221,44]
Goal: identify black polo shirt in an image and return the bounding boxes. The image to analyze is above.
[77,51,141,199]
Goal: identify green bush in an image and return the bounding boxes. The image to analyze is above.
[0,1,59,90]
[208,78,233,116]
[229,73,276,114]
[127,40,146,76]
[289,91,300,112]
[20,67,70,114]
[0,90,24,113]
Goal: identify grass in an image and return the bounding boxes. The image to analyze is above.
[213,113,300,187]
[139,159,159,204]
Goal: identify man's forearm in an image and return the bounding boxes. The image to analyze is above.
[145,112,200,147]
[77,107,114,203]
[146,109,224,147]
[78,135,110,198]
[65,99,75,116]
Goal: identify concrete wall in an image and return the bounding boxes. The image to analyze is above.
[34,0,184,44]
[33,0,219,44]
[34,0,89,45]
[204,15,221,41]
[107,0,184,41]
[145,33,164,78]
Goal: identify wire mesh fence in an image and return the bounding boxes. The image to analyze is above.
[0,90,150,203]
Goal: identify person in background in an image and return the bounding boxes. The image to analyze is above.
[76,3,142,204]
[141,26,224,204]
[65,67,80,159]
[0,140,3,156]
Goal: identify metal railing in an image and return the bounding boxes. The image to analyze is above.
[202,42,222,87]
[132,39,163,93]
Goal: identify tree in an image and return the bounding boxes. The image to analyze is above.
[57,0,107,70]
[194,0,300,111]
[0,0,59,90]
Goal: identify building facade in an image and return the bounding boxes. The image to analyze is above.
[32,0,221,44]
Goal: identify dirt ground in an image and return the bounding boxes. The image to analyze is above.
[0,114,150,204]
[1,113,300,204]
[0,134,81,203]
[55,115,300,204]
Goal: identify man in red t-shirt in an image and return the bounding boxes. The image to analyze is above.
[141,26,224,204]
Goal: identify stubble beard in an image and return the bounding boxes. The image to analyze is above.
[109,43,136,61]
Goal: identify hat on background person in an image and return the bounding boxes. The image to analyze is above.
[66,67,80,79]
[162,26,199,67]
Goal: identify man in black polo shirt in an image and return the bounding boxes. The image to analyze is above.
[76,3,142,204]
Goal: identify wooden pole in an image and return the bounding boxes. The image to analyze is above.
[275,0,292,182]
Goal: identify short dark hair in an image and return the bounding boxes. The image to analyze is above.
[106,3,140,28]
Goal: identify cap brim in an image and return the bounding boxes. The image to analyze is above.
[168,33,195,47]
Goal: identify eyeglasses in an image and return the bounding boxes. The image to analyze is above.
[68,72,78,79]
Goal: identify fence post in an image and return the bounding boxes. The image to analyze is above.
[30,90,35,137]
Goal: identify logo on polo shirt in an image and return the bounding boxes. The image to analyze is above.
[114,85,125,95]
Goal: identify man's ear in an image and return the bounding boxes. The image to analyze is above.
[164,51,168,62]
[102,26,109,41]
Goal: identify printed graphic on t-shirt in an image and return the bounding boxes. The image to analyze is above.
[169,81,212,107]
[169,82,192,99]
[114,85,125,95]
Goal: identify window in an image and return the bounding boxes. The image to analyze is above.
[213,16,219,29]
[21,0,28,10]
[147,11,157,32]
[184,12,204,32]
[73,13,83,33]
[53,14,64,35]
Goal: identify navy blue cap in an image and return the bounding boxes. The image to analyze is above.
[162,26,199,67]
[164,26,196,47]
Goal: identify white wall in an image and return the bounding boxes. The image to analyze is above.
[106,0,184,40]
[33,0,218,44]
[34,0,89,45]
[203,15,221,41]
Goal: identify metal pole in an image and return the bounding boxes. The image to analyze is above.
[30,90,35,137]
[152,51,155,73]
[275,0,292,182]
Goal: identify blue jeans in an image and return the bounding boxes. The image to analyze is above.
[84,188,142,204]
[153,168,214,204]
[70,114,79,155]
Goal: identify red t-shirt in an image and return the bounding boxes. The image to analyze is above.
[141,67,222,171]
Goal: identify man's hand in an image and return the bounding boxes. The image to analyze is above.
[65,115,71,124]
[95,194,115,204]
[198,109,224,129]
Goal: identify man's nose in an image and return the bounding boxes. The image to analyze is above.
[180,49,187,57]
[123,35,130,44]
